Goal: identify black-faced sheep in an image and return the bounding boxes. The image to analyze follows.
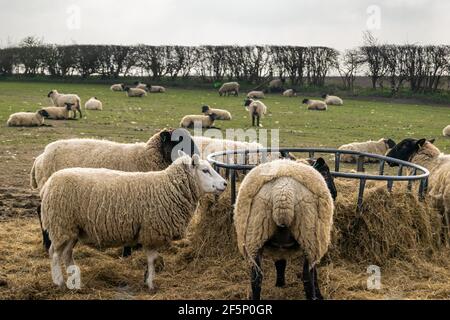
[110,83,125,91]
[244,99,267,127]
[47,90,82,119]
[322,94,343,106]
[218,82,239,96]
[84,97,103,110]
[180,114,217,128]
[302,99,327,111]
[7,110,49,127]
[339,138,396,163]
[201,105,232,121]
[40,104,75,120]
[125,87,147,97]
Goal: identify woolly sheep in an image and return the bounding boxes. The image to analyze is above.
[338,138,396,163]
[7,110,48,127]
[283,89,296,97]
[302,99,327,111]
[218,82,239,96]
[234,159,335,300]
[84,97,103,110]
[247,91,265,99]
[47,90,82,119]
[134,81,148,90]
[322,94,343,106]
[125,87,147,97]
[443,125,450,137]
[41,151,227,291]
[180,114,217,128]
[386,138,450,244]
[110,83,125,91]
[201,105,232,121]
[40,104,75,120]
[244,99,267,127]
[147,85,166,93]
[268,78,285,92]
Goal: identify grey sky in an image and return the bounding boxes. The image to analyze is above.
[0,0,448,50]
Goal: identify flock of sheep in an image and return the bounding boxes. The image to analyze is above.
[4,78,450,300]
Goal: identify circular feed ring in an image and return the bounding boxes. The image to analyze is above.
[207,147,430,212]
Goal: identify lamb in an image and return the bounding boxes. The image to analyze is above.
[147,85,166,93]
[244,99,267,127]
[247,91,265,99]
[47,90,82,119]
[338,138,396,163]
[283,89,296,97]
[218,82,239,96]
[386,138,450,244]
[180,114,217,128]
[125,87,147,97]
[40,104,75,120]
[302,99,327,111]
[443,125,450,137]
[201,105,232,120]
[41,151,227,291]
[84,97,103,110]
[110,83,125,91]
[234,158,335,300]
[322,94,343,106]
[268,78,285,92]
[7,109,49,127]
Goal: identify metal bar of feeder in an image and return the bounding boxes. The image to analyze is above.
[230,169,236,204]
[356,156,364,172]
[379,160,385,175]
[335,152,340,172]
[397,164,403,176]
[309,151,314,159]
[387,180,393,192]
[357,179,367,213]
[408,168,417,191]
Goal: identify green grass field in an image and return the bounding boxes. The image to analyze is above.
[1,81,449,153]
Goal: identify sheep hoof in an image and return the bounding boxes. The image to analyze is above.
[155,256,165,273]
[147,284,158,294]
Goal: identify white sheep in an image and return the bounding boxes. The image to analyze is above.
[322,94,343,106]
[302,99,327,111]
[125,87,147,97]
[40,104,75,120]
[338,138,396,163]
[134,81,148,90]
[201,105,232,120]
[7,110,48,127]
[84,97,103,110]
[268,78,285,92]
[244,99,267,127]
[234,159,334,300]
[110,84,125,91]
[218,82,240,96]
[147,85,166,93]
[247,91,265,99]
[180,114,217,128]
[47,90,82,119]
[443,125,450,137]
[283,89,297,97]
[41,151,227,291]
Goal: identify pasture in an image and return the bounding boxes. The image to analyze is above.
[0,81,449,300]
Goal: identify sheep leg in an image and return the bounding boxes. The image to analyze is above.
[302,259,323,300]
[144,249,159,291]
[443,208,450,247]
[257,116,260,127]
[122,246,132,258]
[274,259,286,287]
[61,239,81,289]
[250,251,263,300]
[252,115,255,127]
[312,266,323,300]
[36,205,51,250]
[49,244,65,287]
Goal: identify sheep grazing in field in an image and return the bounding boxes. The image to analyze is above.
[84,97,103,110]
[47,90,82,119]
[41,151,227,291]
[247,91,265,99]
[180,114,217,128]
[110,83,125,91]
[338,138,396,163]
[322,94,343,106]
[218,82,240,96]
[283,89,297,97]
[234,159,335,300]
[268,78,285,92]
[443,125,450,137]
[7,110,49,127]
[386,138,450,244]
[244,99,267,127]
[147,85,166,93]
[302,99,327,111]
[40,103,76,120]
[124,87,147,97]
[201,105,232,121]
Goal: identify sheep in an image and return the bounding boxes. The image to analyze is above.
[180,114,217,128]
[125,87,147,97]
[47,90,82,119]
[84,97,103,110]
[40,103,75,120]
[386,138,450,244]
[7,110,49,127]
[268,78,285,92]
[338,138,396,163]
[201,105,232,121]
[41,150,227,291]
[234,158,335,300]
[218,82,239,96]
[134,81,148,90]
[147,85,166,93]
[322,94,343,106]
[247,91,265,99]
[110,83,125,91]
[244,99,267,127]
[443,125,450,137]
[283,89,297,97]
[302,99,327,111]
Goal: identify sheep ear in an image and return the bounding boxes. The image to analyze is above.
[191,154,200,167]
[416,138,427,149]
[313,157,326,170]
[160,131,171,143]
[428,138,435,144]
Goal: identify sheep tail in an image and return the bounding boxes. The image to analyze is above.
[271,187,295,228]
[30,159,38,189]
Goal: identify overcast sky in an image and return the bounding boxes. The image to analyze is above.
[0,0,448,50]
